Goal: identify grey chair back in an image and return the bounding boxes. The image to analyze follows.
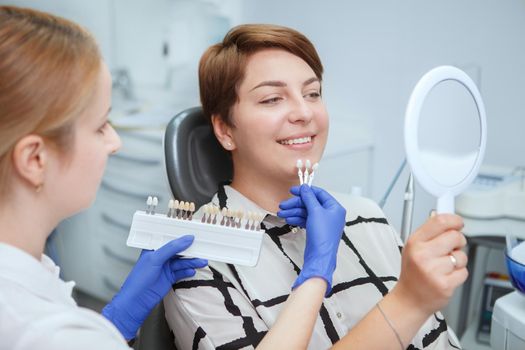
[136,107,232,350]
[164,106,232,207]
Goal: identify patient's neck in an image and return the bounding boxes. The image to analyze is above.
[230,168,296,214]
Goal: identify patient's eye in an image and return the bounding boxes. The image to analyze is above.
[260,96,283,105]
[304,91,321,100]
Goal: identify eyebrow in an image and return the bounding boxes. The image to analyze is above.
[249,77,320,92]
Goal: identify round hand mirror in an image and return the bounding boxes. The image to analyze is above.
[404,66,487,214]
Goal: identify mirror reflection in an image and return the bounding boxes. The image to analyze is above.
[417,79,481,187]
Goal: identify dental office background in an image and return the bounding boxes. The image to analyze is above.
[4,0,525,348]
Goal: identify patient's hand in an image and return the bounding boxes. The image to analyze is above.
[393,214,468,315]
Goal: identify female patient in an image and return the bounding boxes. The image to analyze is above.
[164,24,468,349]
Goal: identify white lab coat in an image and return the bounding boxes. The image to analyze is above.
[0,243,130,350]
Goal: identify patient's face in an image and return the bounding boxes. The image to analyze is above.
[229,49,328,182]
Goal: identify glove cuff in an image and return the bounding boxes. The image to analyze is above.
[102,300,140,341]
[292,260,336,296]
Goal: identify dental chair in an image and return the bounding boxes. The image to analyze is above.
[135,106,232,350]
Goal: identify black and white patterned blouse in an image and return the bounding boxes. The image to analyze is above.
[164,184,461,349]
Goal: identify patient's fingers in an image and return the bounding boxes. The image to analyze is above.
[414,214,464,242]
[430,250,468,274]
[429,230,467,256]
[448,267,469,288]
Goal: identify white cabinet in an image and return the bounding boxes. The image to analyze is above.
[54,129,169,301]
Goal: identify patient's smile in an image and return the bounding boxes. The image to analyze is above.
[278,135,314,146]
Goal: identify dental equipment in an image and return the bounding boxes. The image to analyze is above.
[308,163,319,186]
[127,196,265,267]
[400,173,415,243]
[146,196,153,214]
[296,159,304,185]
[296,159,319,186]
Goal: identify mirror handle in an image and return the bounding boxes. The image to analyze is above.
[437,192,455,214]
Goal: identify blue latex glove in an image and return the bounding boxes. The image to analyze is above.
[102,235,207,340]
[278,185,346,294]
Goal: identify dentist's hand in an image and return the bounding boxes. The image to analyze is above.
[278,185,346,295]
[102,235,207,340]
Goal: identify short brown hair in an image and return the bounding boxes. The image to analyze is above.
[0,6,101,195]
[199,24,324,126]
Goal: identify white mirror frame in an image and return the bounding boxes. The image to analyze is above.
[405,65,487,214]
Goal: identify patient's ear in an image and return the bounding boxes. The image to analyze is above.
[12,135,48,189]
[211,114,236,151]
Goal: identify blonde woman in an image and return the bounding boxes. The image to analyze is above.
[0,6,209,349]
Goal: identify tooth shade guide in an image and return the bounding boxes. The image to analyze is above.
[189,202,195,220]
[151,196,159,215]
[168,199,174,218]
[201,204,208,223]
[146,196,153,214]
[127,211,265,266]
[307,162,319,186]
[140,198,265,238]
[295,159,320,186]
[296,159,304,185]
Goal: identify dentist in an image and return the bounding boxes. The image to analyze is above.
[0,6,208,349]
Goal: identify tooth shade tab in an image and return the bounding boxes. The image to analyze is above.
[295,159,320,186]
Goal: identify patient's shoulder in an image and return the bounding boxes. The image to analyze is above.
[328,190,386,220]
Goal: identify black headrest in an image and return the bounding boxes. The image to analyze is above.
[164,107,233,208]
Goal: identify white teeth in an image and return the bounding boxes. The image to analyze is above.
[279,136,312,145]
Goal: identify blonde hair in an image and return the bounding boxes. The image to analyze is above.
[0,6,102,194]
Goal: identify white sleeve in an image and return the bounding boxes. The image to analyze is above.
[13,310,130,350]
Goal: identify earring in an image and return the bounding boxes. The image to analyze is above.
[35,183,43,193]
[226,142,233,149]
